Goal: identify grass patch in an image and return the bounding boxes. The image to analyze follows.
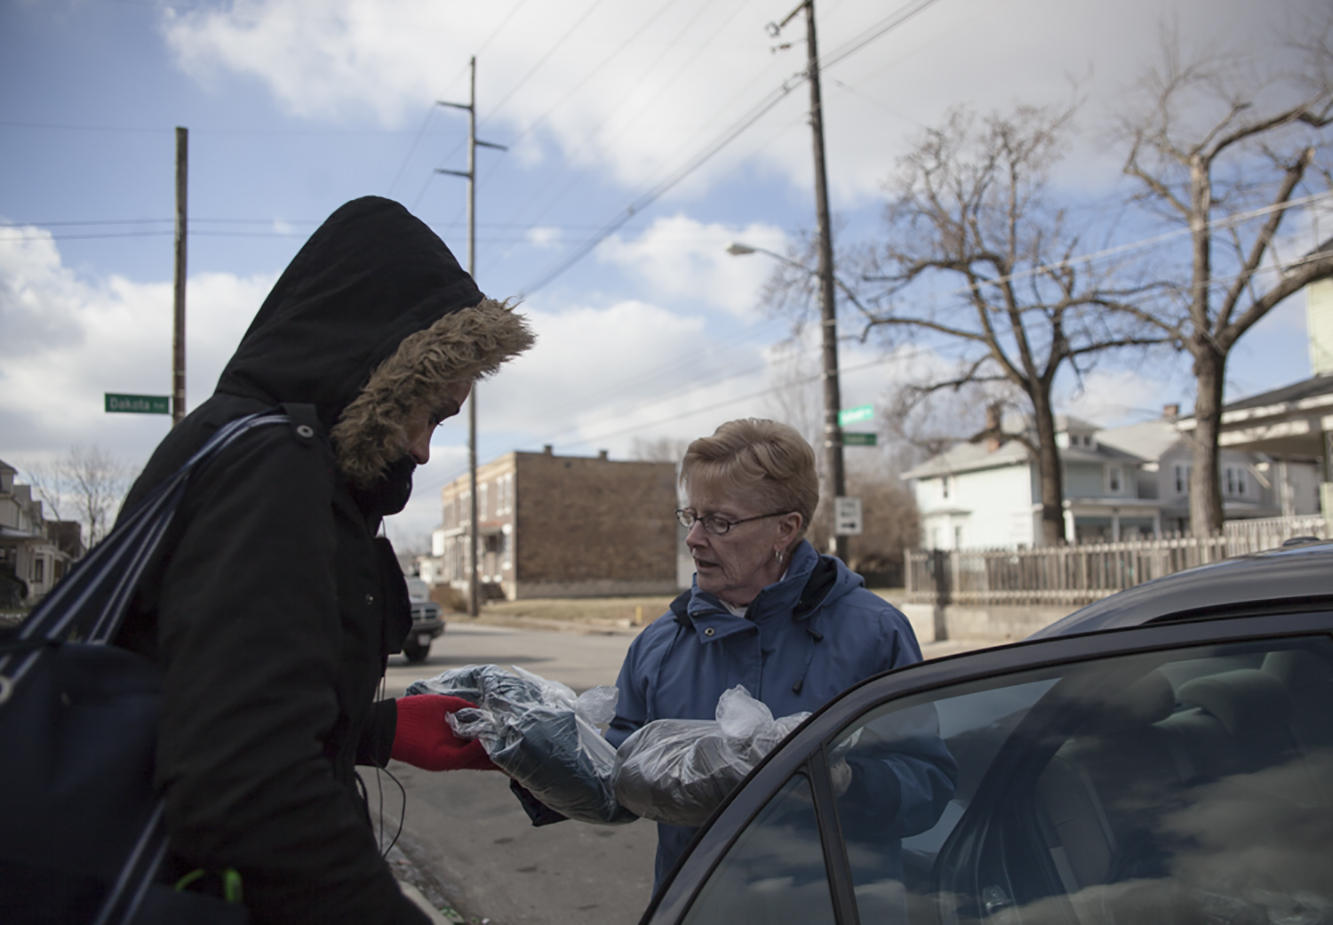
[480,595,677,626]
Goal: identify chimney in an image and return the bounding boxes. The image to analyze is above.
[984,402,1002,452]
[543,444,553,456]
[1162,403,1179,422]
[597,449,609,461]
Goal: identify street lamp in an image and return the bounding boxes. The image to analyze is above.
[727,240,847,561]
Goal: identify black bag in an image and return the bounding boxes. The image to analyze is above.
[0,411,288,924]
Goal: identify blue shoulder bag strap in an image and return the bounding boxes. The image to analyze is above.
[0,409,288,925]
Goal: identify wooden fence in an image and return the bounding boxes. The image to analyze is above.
[904,514,1327,606]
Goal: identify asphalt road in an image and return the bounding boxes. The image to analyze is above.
[379,620,659,924]
[374,617,983,924]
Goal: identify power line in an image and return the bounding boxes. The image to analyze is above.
[513,0,944,297]
[483,0,760,240]
[516,76,804,296]
[864,190,1333,302]
[418,0,614,208]
[500,342,937,462]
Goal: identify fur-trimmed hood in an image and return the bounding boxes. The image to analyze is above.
[331,297,533,485]
[212,196,533,486]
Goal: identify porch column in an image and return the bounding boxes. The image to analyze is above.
[1323,430,1333,535]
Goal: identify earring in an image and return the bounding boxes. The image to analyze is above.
[774,548,783,565]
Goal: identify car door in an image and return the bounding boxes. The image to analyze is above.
[642,609,1333,925]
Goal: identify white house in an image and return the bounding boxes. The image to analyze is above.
[905,411,1319,549]
[0,460,83,602]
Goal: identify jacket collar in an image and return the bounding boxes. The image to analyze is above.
[672,540,840,633]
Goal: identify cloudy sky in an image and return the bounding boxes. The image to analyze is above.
[2,0,1327,547]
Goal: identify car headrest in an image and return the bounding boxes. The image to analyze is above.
[1262,650,1332,695]
[1177,669,1289,737]
[1099,669,1175,729]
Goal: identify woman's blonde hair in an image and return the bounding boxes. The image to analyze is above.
[681,418,819,540]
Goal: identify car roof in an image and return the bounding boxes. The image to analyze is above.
[1030,538,1333,639]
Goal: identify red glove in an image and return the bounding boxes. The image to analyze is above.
[391,695,498,771]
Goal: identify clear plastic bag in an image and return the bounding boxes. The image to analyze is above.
[407,664,635,825]
[612,685,810,827]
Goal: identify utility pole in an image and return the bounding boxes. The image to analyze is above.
[773,0,847,561]
[172,126,188,427]
[437,57,507,616]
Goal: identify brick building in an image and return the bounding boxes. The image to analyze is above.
[427,446,680,600]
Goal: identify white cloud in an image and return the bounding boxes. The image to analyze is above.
[159,0,1323,208]
[526,226,562,249]
[1058,367,1185,428]
[598,215,791,318]
[0,229,274,464]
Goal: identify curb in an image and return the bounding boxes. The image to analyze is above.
[399,879,457,924]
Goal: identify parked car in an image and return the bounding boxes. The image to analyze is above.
[403,576,445,664]
[643,540,1333,925]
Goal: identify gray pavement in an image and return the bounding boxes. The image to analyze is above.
[387,617,988,922]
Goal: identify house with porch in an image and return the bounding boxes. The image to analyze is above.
[905,410,1318,549]
[0,459,84,603]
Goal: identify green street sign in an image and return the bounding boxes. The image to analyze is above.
[838,404,873,426]
[105,393,170,415]
[842,431,877,446]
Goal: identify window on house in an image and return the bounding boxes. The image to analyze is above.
[941,475,951,499]
[1174,463,1190,495]
[1224,466,1247,497]
[480,483,488,519]
[33,557,44,583]
[1107,465,1123,493]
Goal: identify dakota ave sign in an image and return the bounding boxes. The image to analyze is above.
[105,393,170,415]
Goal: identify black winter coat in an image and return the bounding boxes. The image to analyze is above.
[115,197,531,924]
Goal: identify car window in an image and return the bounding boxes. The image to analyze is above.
[681,772,835,925]
[675,634,1333,925]
[831,635,1333,924]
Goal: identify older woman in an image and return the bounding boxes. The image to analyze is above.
[607,417,955,890]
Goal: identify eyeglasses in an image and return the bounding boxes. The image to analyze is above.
[676,508,789,536]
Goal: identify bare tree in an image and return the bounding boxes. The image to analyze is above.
[859,103,1166,545]
[23,445,133,547]
[1117,21,1333,534]
[882,379,1024,470]
[844,457,920,583]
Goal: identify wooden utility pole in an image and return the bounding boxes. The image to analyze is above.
[775,0,846,560]
[437,58,507,616]
[172,126,188,426]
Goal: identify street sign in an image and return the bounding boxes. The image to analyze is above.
[105,393,170,415]
[838,404,873,426]
[835,496,862,536]
[842,431,877,446]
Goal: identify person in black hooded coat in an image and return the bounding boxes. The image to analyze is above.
[115,196,534,924]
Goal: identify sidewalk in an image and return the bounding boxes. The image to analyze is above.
[389,846,466,924]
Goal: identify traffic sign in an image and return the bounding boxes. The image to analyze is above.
[842,431,877,446]
[835,496,862,536]
[105,393,170,415]
[838,404,873,426]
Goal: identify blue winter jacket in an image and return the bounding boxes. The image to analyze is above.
[608,539,957,889]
